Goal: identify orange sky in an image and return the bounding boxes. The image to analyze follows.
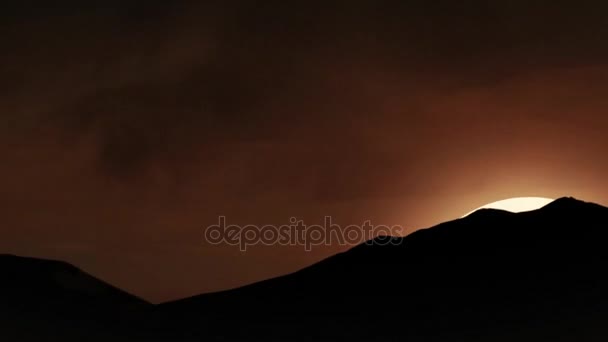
[2,1,608,302]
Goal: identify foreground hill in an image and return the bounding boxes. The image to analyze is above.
[0,254,151,341]
[159,197,608,341]
[2,197,608,341]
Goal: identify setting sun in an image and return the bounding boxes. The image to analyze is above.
[464,197,555,216]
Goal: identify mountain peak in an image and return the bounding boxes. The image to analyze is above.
[0,253,79,274]
[540,197,597,211]
[546,196,580,205]
[0,254,148,306]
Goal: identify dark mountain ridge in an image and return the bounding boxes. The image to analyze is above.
[158,197,608,341]
[0,254,151,341]
[2,197,608,341]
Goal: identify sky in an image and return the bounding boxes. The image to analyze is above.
[2,0,608,302]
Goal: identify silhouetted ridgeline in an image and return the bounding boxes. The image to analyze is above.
[0,254,151,341]
[3,197,608,341]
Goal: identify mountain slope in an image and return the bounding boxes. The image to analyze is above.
[3,197,608,341]
[0,254,151,341]
[159,197,608,341]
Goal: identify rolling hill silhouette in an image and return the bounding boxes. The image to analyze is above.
[158,197,608,341]
[0,255,151,341]
[2,197,608,341]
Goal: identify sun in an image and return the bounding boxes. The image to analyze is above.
[464,197,554,217]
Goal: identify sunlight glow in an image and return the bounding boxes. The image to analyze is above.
[464,197,554,217]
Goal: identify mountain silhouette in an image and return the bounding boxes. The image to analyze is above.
[158,197,608,341]
[3,197,608,341]
[0,254,151,341]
